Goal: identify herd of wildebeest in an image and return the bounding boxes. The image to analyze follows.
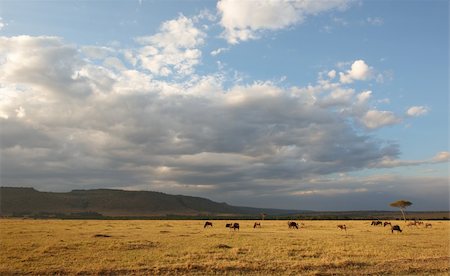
[203,220,433,234]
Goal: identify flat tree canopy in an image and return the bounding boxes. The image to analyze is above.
[390,200,413,209]
[390,200,413,222]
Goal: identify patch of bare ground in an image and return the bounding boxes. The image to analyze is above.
[216,244,232,249]
[93,234,112,238]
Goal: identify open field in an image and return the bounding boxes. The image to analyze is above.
[0,219,449,275]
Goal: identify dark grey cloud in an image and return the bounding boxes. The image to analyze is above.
[0,36,447,210]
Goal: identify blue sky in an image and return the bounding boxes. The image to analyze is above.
[0,0,448,210]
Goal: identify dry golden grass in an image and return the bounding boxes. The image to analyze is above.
[1,219,448,275]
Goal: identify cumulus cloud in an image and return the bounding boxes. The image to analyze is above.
[0,36,92,98]
[327,70,337,79]
[318,87,354,107]
[356,90,372,104]
[360,110,402,129]
[1,36,403,194]
[406,106,429,117]
[1,35,444,209]
[210,47,229,56]
[217,0,353,44]
[432,151,450,162]
[367,17,384,26]
[134,15,206,76]
[339,59,372,83]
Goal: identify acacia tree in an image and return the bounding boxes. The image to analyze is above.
[389,200,413,222]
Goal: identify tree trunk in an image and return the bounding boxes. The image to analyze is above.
[400,208,406,222]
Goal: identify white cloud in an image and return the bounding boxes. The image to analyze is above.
[291,188,367,196]
[0,17,5,30]
[134,15,206,76]
[356,90,372,104]
[367,17,384,26]
[210,47,229,56]
[15,106,26,118]
[406,106,429,117]
[319,87,354,107]
[361,110,401,129]
[1,35,403,194]
[339,59,372,83]
[432,151,450,163]
[1,34,444,210]
[0,35,91,98]
[217,0,353,44]
[327,70,336,79]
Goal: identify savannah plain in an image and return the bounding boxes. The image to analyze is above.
[1,219,448,275]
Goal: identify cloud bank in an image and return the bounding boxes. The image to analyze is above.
[0,8,446,209]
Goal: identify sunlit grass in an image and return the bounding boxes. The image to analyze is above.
[1,219,448,275]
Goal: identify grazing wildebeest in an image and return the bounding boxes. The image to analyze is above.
[288,221,299,229]
[225,223,232,228]
[391,225,402,233]
[425,223,432,228]
[204,221,213,228]
[337,224,347,231]
[371,220,382,226]
[254,222,261,228]
[383,222,392,227]
[231,223,239,230]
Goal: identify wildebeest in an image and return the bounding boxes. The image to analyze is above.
[337,224,347,231]
[230,223,239,230]
[371,220,382,226]
[391,225,402,233]
[204,221,213,228]
[288,221,299,229]
[383,222,392,227]
[225,223,232,228]
[425,223,432,228]
[254,222,261,228]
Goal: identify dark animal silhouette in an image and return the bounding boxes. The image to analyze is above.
[383,222,392,227]
[371,220,382,226]
[204,221,213,228]
[391,225,402,233]
[225,223,232,228]
[288,221,299,229]
[254,222,261,228]
[337,224,347,231]
[231,223,239,230]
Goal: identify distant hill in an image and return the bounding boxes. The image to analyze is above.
[1,187,448,220]
[0,187,301,218]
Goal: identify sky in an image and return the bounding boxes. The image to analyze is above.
[0,0,448,211]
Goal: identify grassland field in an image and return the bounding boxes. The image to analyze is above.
[0,219,448,275]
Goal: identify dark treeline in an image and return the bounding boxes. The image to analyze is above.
[5,211,449,221]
